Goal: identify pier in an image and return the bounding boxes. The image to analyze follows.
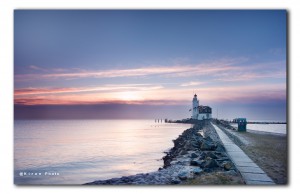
[155,119,164,123]
[242,121,286,124]
[211,123,275,184]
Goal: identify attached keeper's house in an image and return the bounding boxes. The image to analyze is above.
[191,94,212,120]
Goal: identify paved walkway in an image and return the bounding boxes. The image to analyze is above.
[211,123,275,185]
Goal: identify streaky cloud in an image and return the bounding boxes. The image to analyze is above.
[14,83,286,106]
[180,81,206,87]
[14,84,164,96]
[15,58,246,81]
[15,59,286,84]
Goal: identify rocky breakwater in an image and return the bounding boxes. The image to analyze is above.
[85,121,243,185]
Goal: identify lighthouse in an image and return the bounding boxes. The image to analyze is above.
[192,94,199,119]
[191,94,212,120]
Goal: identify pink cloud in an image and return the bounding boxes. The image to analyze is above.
[29,65,46,71]
[16,59,286,83]
[16,58,246,81]
[180,81,206,87]
[14,83,286,106]
[14,84,164,96]
[215,71,286,82]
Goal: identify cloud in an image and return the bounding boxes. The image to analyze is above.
[180,81,206,87]
[14,97,189,106]
[213,61,286,82]
[16,58,286,84]
[14,58,286,106]
[193,84,286,103]
[29,65,47,72]
[214,70,286,82]
[14,83,286,106]
[16,58,246,81]
[14,84,163,96]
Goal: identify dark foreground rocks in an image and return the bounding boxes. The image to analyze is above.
[85,120,244,185]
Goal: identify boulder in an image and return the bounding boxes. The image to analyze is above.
[223,162,233,171]
[200,141,216,151]
[190,153,198,158]
[215,145,226,152]
[214,151,222,155]
[192,168,203,175]
[171,178,181,184]
[191,142,199,148]
[203,168,213,173]
[178,171,189,180]
[199,152,206,160]
[198,160,206,168]
[202,159,219,168]
[179,150,188,155]
[190,160,200,166]
[184,141,191,147]
[204,136,213,142]
[216,157,229,163]
[224,170,238,176]
[206,152,218,159]
[197,139,203,145]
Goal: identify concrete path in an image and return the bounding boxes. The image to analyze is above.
[211,123,275,185]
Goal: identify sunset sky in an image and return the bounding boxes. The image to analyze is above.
[14,10,287,120]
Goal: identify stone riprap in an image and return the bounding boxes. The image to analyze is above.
[85,121,243,185]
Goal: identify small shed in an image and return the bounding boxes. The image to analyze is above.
[235,118,247,132]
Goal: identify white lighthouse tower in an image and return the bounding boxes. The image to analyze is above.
[192,94,199,119]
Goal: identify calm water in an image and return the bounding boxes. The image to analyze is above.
[14,120,191,184]
[231,122,286,134]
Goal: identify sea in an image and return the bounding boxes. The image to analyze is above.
[14,120,191,185]
[230,120,287,135]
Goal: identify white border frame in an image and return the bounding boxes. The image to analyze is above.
[1,0,299,193]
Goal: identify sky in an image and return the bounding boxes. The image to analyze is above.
[14,10,287,121]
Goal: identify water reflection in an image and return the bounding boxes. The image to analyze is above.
[14,120,191,184]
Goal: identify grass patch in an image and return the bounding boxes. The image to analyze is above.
[182,172,245,185]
